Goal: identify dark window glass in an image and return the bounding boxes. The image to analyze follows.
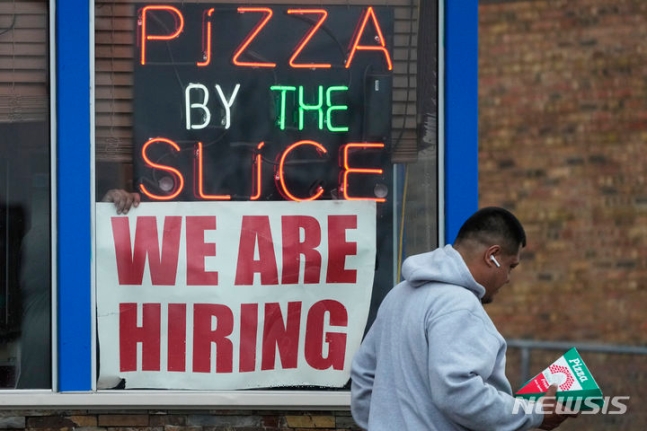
[0,0,51,389]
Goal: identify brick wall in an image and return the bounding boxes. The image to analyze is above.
[480,0,647,344]
[0,410,360,431]
[479,0,647,429]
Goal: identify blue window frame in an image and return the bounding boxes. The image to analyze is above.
[56,0,92,391]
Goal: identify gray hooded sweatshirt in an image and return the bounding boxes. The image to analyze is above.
[350,245,543,430]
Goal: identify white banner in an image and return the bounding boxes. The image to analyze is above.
[95,200,376,390]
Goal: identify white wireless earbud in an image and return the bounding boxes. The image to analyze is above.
[490,255,501,268]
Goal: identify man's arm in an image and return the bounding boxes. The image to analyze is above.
[426,309,544,431]
[350,326,378,430]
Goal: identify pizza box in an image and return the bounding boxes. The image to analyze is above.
[515,347,604,411]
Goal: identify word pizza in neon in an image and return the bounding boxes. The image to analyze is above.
[138,5,392,70]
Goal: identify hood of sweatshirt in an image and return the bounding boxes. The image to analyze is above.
[400,244,486,300]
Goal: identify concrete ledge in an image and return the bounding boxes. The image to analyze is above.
[0,391,351,410]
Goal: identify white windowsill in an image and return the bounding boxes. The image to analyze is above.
[0,390,351,410]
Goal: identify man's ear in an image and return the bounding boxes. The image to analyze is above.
[484,244,501,266]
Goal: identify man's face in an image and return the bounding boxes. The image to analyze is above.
[481,246,522,304]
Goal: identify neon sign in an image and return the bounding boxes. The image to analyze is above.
[138,6,392,70]
[133,4,394,203]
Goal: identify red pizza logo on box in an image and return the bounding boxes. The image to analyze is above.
[516,347,604,410]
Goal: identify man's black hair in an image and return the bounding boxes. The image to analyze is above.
[454,206,526,255]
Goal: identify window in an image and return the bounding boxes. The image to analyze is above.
[0,0,52,389]
[0,0,481,405]
[94,0,439,393]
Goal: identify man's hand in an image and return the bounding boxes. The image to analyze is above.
[101,189,141,214]
[538,384,579,430]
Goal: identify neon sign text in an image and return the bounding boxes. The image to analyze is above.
[270,85,349,132]
[138,6,393,70]
[139,138,385,203]
[185,83,241,130]
[184,83,349,132]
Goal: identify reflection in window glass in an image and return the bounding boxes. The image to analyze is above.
[0,0,51,389]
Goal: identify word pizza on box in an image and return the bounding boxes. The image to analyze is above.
[95,201,376,390]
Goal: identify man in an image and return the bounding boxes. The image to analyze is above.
[350,206,576,430]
